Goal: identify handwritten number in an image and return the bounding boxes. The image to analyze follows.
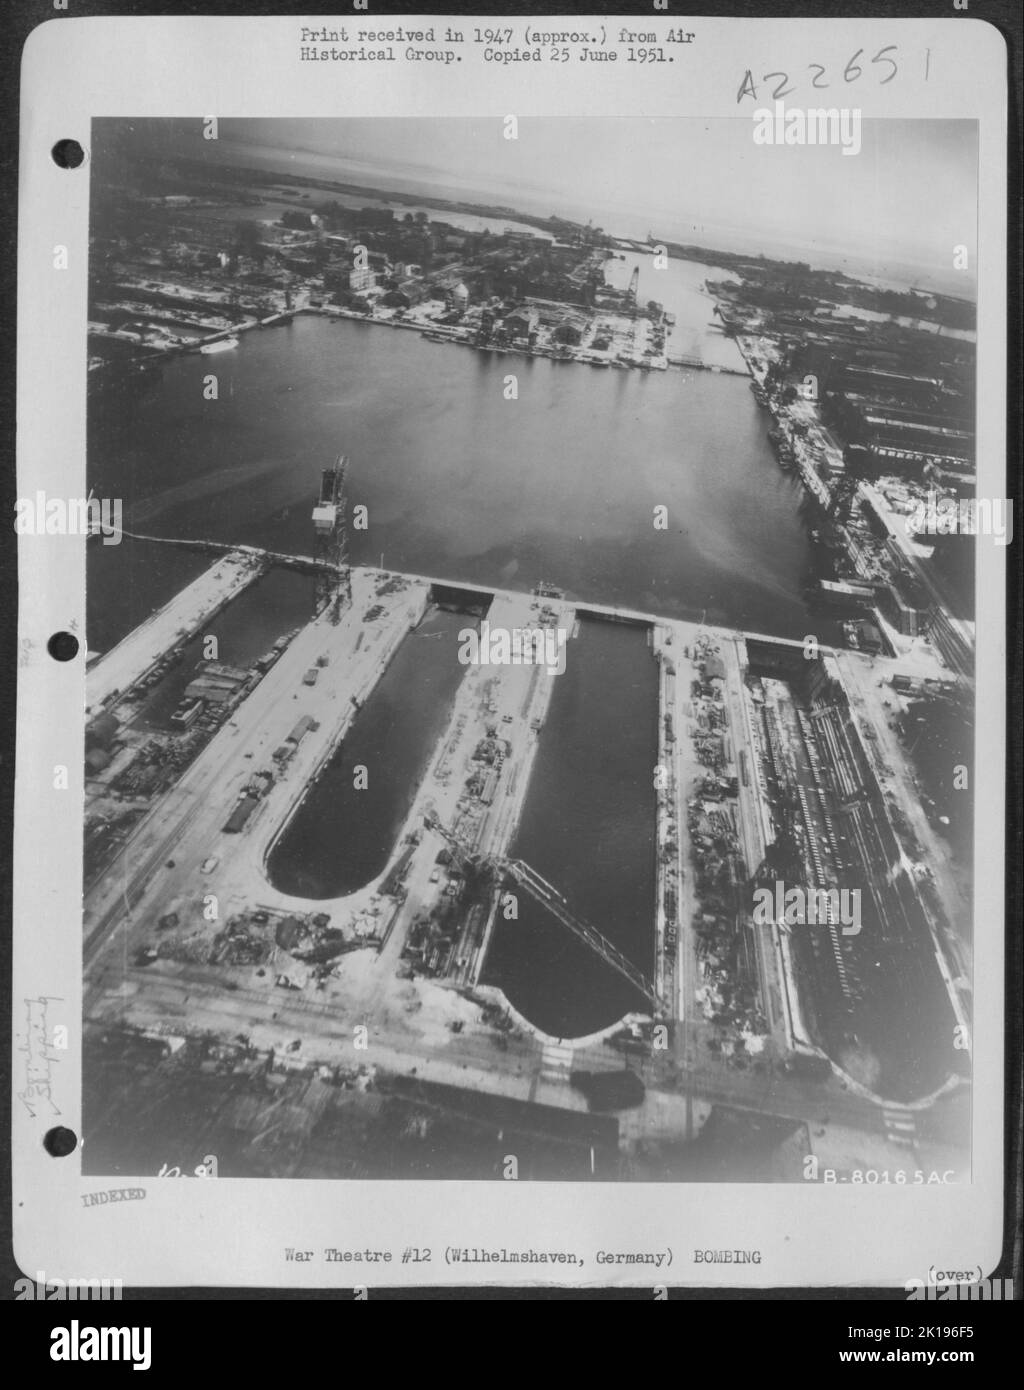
[744,45,907,101]
[871,45,898,84]
[763,70,795,100]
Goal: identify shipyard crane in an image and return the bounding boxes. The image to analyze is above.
[626,264,640,314]
[424,812,662,1011]
[311,453,351,621]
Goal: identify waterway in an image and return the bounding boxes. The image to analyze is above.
[87,313,825,656]
[266,606,468,898]
[133,565,314,732]
[482,617,658,1037]
[86,288,826,1038]
[604,252,746,371]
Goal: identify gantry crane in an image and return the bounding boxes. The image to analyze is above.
[424,811,661,1010]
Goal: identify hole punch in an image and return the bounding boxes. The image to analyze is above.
[47,631,79,662]
[43,1126,78,1158]
[51,139,85,169]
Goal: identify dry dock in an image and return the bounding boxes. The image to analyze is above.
[81,561,971,1173]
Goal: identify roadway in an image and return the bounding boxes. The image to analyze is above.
[85,954,962,1155]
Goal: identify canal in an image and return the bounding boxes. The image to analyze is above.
[482,616,659,1038]
[604,251,747,371]
[266,606,468,899]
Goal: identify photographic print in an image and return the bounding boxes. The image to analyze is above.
[78,115,978,1184]
[12,12,1009,1293]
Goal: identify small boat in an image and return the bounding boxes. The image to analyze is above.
[533,580,565,600]
[199,336,239,355]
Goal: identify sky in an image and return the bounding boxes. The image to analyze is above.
[108,117,979,288]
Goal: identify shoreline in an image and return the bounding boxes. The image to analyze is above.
[93,295,750,377]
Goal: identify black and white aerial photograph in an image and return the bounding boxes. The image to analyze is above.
[79,116,978,1184]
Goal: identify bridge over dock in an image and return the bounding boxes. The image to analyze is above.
[110,533,826,657]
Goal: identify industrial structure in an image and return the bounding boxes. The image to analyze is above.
[424,811,660,1009]
[312,453,350,620]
